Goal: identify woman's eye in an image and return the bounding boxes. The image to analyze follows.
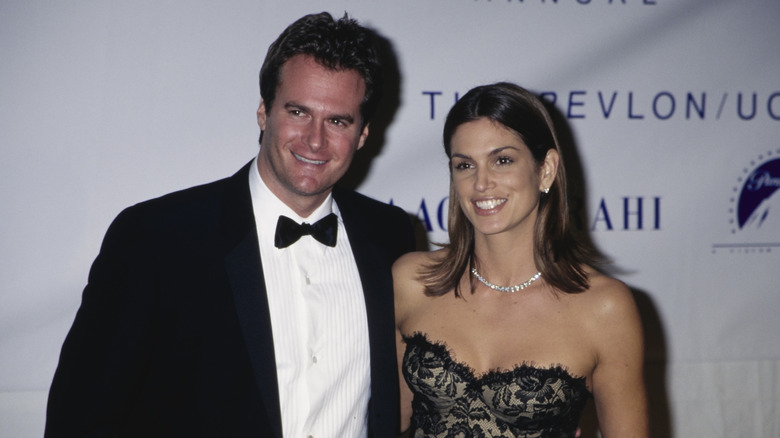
[453,161,472,170]
[496,156,513,165]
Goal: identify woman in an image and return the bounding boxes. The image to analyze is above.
[394,82,648,437]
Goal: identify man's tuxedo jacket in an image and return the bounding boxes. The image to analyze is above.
[45,162,415,438]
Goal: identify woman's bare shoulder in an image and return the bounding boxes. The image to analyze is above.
[393,250,446,324]
[579,269,639,324]
[393,249,445,279]
[570,270,643,357]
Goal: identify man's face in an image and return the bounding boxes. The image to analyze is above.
[256,54,369,217]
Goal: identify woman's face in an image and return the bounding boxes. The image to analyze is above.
[449,118,553,238]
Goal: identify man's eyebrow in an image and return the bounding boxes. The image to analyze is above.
[283,102,355,124]
[283,101,309,112]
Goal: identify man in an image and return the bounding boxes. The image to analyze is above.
[45,12,414,438]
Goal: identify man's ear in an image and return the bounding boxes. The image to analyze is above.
[356,123,370,150]
[257,100,267,131]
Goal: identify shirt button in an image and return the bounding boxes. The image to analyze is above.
[312,355,318,364]
[305,275,311,285]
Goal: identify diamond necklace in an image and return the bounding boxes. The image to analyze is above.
[471,268,542,293]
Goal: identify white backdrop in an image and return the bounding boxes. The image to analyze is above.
[2,1,779,436]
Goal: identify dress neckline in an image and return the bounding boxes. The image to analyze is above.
[403,331,592,393]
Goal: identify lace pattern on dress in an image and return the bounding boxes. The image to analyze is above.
[402,332,592,438]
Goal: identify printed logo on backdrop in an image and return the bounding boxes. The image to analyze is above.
[422,90,780,121]
[389,195,661,235]
[713,150,780,254]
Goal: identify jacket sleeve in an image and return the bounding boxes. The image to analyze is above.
[45,206,159,437]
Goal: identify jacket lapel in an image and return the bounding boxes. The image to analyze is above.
[333,187,398,435]
[222,162,283,438]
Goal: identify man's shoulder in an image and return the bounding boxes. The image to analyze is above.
[333,186,404,217]
[112,162,251,232]
[128,163,249,214]
[333,186,415,254]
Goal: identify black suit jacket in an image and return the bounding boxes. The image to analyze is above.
[45,162,414,438]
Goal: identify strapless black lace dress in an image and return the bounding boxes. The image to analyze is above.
[402,333,591,438]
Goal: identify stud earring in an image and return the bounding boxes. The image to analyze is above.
[543,187,550,194]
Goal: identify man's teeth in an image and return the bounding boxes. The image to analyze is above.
[294,152,326,165]
[475,199,506,210]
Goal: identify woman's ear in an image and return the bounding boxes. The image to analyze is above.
[539,149,560,193]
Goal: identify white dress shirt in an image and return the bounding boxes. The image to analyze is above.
[248,158,370,438]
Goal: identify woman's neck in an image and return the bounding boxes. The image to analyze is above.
[472,229,538,285]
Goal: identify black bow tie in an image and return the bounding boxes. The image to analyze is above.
[274,213,338,248]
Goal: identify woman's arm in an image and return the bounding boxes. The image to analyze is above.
[589,278,649,438]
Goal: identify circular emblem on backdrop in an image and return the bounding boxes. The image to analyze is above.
[717,150,780,254]
[731,152,780,233]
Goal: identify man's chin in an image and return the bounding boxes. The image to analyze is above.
[289,181,335,199]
